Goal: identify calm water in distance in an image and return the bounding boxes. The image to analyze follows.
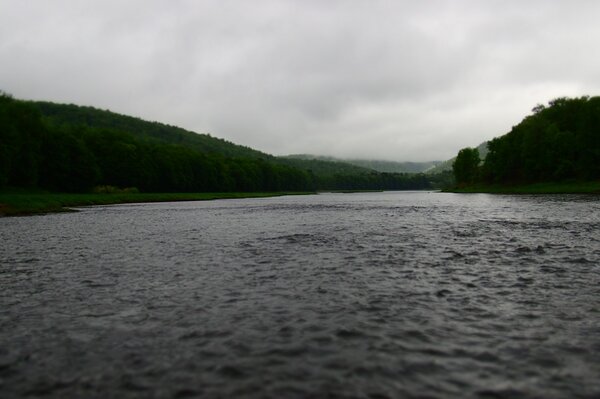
[1,192,600,398]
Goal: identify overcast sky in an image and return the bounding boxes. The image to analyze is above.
[2,1,600,161]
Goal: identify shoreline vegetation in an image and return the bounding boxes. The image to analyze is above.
[450,97,600,192]
[0,93,436,196]
[4,182,598,217]
[3,93,600,210]
[0,191,315,217]
[444,181,600,194]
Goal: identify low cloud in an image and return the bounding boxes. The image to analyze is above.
[2,0,600,161]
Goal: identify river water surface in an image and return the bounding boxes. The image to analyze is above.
[1,192,599,398]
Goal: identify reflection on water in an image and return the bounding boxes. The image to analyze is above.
[1,192,599,398]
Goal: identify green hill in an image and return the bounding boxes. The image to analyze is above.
[451,96,600,187]
[33,101,270,159]
[1,93,434,193]
[347,159,441,173]
[34,102,384,179]
[1,95,312,193]
[278,155,375,177]
[284,154,440,174]
[278,155,433,191]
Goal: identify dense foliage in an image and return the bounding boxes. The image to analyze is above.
[278,156,440,190]
[1,94,434,193]
[35,101,270,160]
[282,154,440,174]
[1,94,313,192]
[452,148,480,186]
[316,172,431,191]
[277,156,375,177]
[454,96,600,185]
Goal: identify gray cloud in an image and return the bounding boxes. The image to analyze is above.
[2,0,600,161]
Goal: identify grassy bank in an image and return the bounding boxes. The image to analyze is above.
[444,181,600,194]
[0,191,315,217]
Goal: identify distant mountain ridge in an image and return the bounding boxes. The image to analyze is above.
[283,154,441,174]
[277,155,375,177]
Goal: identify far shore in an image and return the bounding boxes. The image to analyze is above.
[443,181,600,194]
[0,191,316,217]
[3,183,599,217]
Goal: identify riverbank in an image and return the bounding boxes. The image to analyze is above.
[318,189,384,194]
[444,181,600,194]
[0,191,315,217]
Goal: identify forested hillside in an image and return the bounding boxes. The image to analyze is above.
[279,155,434,190]
[0,93,435,193]
[0,94,312,192]
[283,154,440,174]
[278,156,375,176]
[35,101,269,159]
[453,96,600,186]
[348,159,440,173]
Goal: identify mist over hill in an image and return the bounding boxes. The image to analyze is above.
[426,141,489,175]
[283,154,441,174]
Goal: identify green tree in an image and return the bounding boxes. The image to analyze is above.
[0,93,44,187]
[453,147,480,185]
[481,96,600,184]
[39,128,100,192]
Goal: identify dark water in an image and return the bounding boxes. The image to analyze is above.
[1,192,600,398]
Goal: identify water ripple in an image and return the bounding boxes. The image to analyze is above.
[1,192,599,398]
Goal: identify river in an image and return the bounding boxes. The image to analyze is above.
[1,192,599,398]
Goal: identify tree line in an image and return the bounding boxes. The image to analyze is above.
[1,93,434,193]
[0,93,312,192]
[453,96,600,186]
